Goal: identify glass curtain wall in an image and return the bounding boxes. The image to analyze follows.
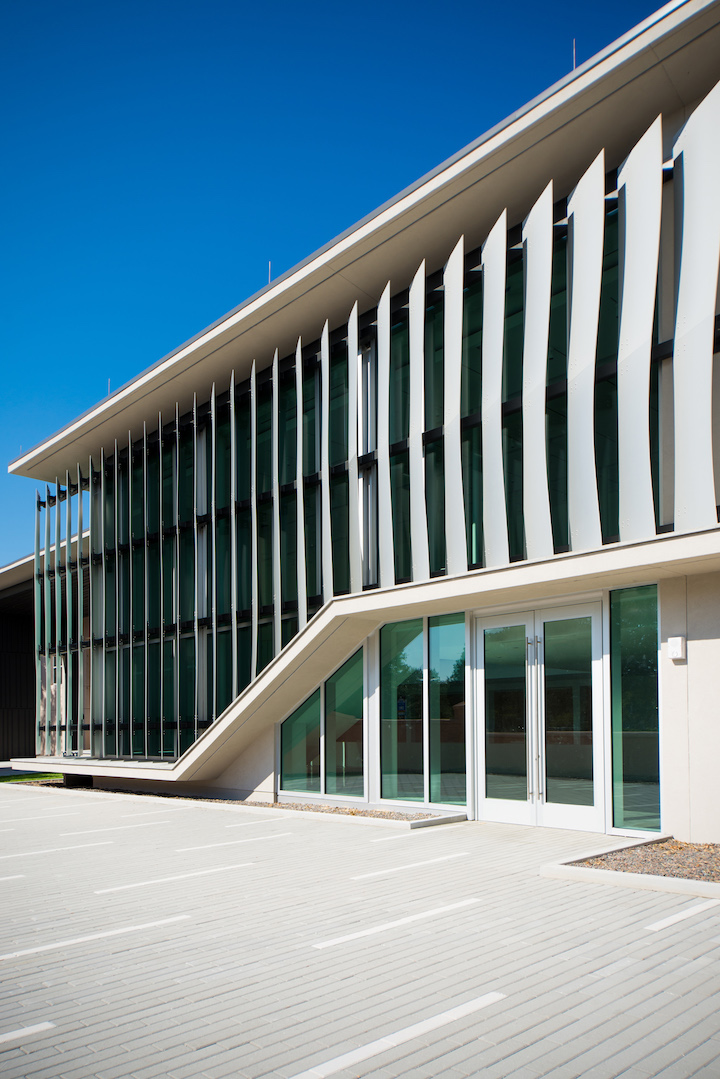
[35,180,667,765]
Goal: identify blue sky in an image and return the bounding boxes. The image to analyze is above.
[0,0,663,565]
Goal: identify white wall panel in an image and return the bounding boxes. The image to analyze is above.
[346,303,363,594]
[320,321,333,602]
[444,237,468,576]
[376,282,394,588]
[295,338,308,628]
[522,182,554,561]
[482,211,509,568]
[673,78,720,533]
[616,116,662,543]
[408,261,430,581]
[567,151,604,551]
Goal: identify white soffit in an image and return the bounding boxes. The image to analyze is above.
[10,0,720,484]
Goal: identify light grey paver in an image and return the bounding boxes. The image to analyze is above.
[1,786,719,1079]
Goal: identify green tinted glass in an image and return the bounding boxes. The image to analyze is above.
[429,614,466,804]
[380,619,423,801]
[281,689,321,793]
[326,649,364,797]
[611,585,659,830]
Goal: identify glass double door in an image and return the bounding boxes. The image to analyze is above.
[477,603,604,831]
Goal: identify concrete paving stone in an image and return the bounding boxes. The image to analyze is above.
[652,1041,720,1078]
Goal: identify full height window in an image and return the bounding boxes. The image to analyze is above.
[380,614,466,805]
[280,648,364,796]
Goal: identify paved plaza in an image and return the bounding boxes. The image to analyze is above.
[0,785,719,1079]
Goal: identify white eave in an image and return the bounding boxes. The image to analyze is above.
[9,0,720,484]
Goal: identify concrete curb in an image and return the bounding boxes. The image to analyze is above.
[541,835,720,898]
[0,781,467,829]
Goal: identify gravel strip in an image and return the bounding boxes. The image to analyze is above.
[578,839,720,882]
[8,780,440,820]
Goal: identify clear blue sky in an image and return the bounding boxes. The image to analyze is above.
[1,0,663,565]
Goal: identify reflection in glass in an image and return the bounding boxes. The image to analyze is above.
[381,619,423,800]
[429,614,466,804]
[281,689,321,793]
[485,625,526,800]
[326,649,363,797]
[544,617,593,805]
[611,586,659,830]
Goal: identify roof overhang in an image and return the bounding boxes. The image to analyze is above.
[10,0,720,484]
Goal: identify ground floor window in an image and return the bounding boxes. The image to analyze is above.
[280,648,363,796]
[610,584,660,830]
[380,613,466,805]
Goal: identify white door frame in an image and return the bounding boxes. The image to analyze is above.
[475,600,605,832]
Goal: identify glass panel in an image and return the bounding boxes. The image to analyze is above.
[390,450,411,581]
[216,517,231,617]
[280,688,321,792]
[237,508,252,613]
[217,628,233,715]
[547,395,568,551]
[462,273,482,417]
[237,624,252,692]
[547,233,568,385]
[132,547,144,633]
[281,615,298,648]
[257,502,273,610]
[596,208,619,368]
[503,256,524,401]
[380,619,423,801]
[389,311,409,444]
[280,492,297,606]
[178,430,193,523]
[179,530,194,624]
[429,614,466,805]
[119,648,130,756]
[485,624,527,800]
[326,649,363,797]
[330,474,350,594]
[257,620,273,673]
[147,448,159,535]
[425,295,444,430]
[611,585,660,830]
[162,537,174,625]
[235,394,251,503]
[503,411,524,561]
[304,484,321,599]
[595,375,619,542]
[178,635,195,752]
[147,540,160,631]
[462,427,483,567]
[425,440,446,575]
[279,376,297,486]
[216,412,231,512]
[131,648,144,755]
[162,639,176,757]
[330,339,348,466]
[543,616,593,805]
[104,649,116,756]
[256,387,272,495]
[147,640,161,756]
[302,367,318,476]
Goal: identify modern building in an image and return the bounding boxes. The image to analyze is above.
[9,0,720,841]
